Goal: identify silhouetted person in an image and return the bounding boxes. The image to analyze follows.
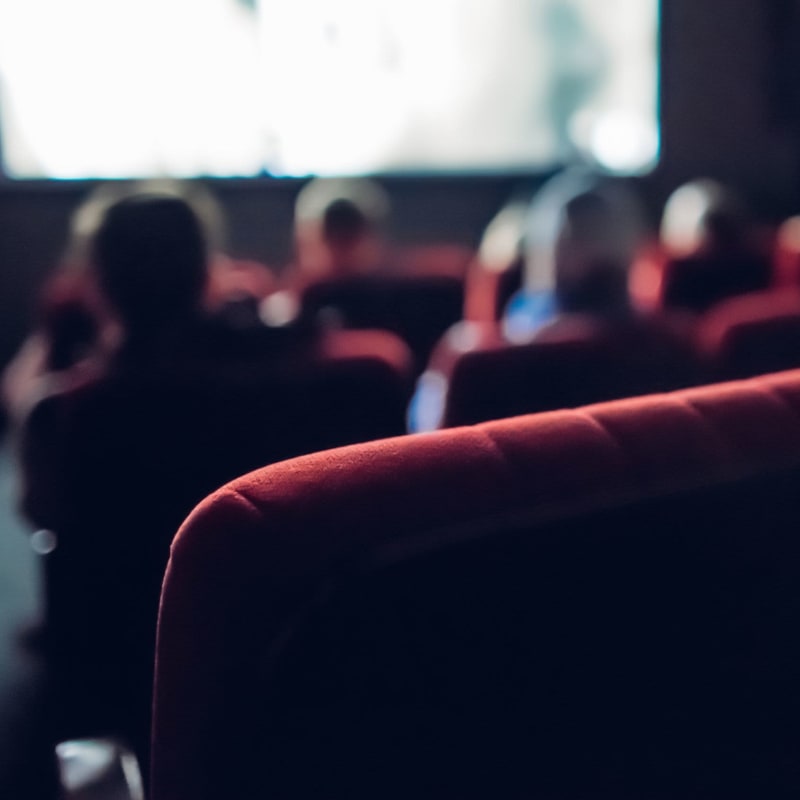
[409,169,692,431]
[659,179,771,313]
[134,178,278,320]
[86,191,264,370]
[8,193,308,768]
[503,168,643,341]
[263,177,461,371]
[293,176,391,283]
[97,194,204,336]
[1,183,130,420]
[260,177,391,328]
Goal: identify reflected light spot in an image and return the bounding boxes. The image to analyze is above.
[589,110,659,173]
[446,321,482,353]
[778,217,800,251]
[31,529,57,555]
[259,290,299,327]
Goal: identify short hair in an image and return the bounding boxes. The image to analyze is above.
[524,168,643,312]
[660,179,746,254]
[67,179,225,267]
[134,178,228,252]
[321,197,371,247]
[92,194,208,330]
[294,178,390,243]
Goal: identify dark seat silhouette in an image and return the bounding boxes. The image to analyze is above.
[696,288,800,380]
[300,273,464,372]
[21,328,412,764]
[658,179,772,313]
[661,251,772,312]
[153,369,800,799]
[433,314,696,427]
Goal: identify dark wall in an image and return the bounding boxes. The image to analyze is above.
[0,0,798,367]
[657,0,799,209]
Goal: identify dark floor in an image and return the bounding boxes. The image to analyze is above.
[0,438,55,798]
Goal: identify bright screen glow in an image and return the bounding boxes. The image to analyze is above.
[0,0,659,179]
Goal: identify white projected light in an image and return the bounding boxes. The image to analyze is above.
[589,111,660,173]
[0,0,264,178]
[0,0,659,178]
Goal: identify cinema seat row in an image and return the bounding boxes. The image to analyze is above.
[298,272,465,373]
[151,367,800,799]
[429,287,800,428]
[24,275,800,796]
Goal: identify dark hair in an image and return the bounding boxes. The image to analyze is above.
[322,198,370,247]
[552,186,635,315]
[92,194,208,331]
[701,205,746,249]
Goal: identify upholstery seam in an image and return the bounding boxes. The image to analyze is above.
[570,407,638,478]
[229,486,267,520]
[756,379,800,420]
[672,395,745,461]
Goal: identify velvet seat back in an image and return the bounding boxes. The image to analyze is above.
[300,274,464,372]
[697,288,800,380]
[153,369,800,799]
[660,251,772,313]
[441,314,697,427]
[463,255,524,322]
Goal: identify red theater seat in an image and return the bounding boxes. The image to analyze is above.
[153,369,800,799]
[697,288,800,380]
[434,314,697,428]
[394,243,474,279]
[463,255,524,323]
[299,274,464,372]
[659,251,772,313]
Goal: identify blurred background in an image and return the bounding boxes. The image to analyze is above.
[0,0,797,369]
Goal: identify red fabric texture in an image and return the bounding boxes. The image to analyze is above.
[696,288,800,379]
[463,257,524,322]
[152,368,800,800]
[438,314,697,427]
[298,274,465,372]
[659,250,772,313]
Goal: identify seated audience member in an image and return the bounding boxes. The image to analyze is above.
[2,270,99,404]
[1,183,128,418]
[3,192,223,762]
[82,187,294,363]
[261,176,391,327]
[10,192,248,552]
[296,177,391,276]
[93,194,214,358]
[502,168,643,341]
[294,176,391,282]
[100,178,277,326]
[264,177,462,372]
[152,178,278,320]
[3,185,290,421]
[11,191,411,763]
[409,169,690,431]
[658,179,771,312]
[14,189,410,555]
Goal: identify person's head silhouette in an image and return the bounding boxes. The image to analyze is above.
[293,178,390,279]
[91,193,209,342]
